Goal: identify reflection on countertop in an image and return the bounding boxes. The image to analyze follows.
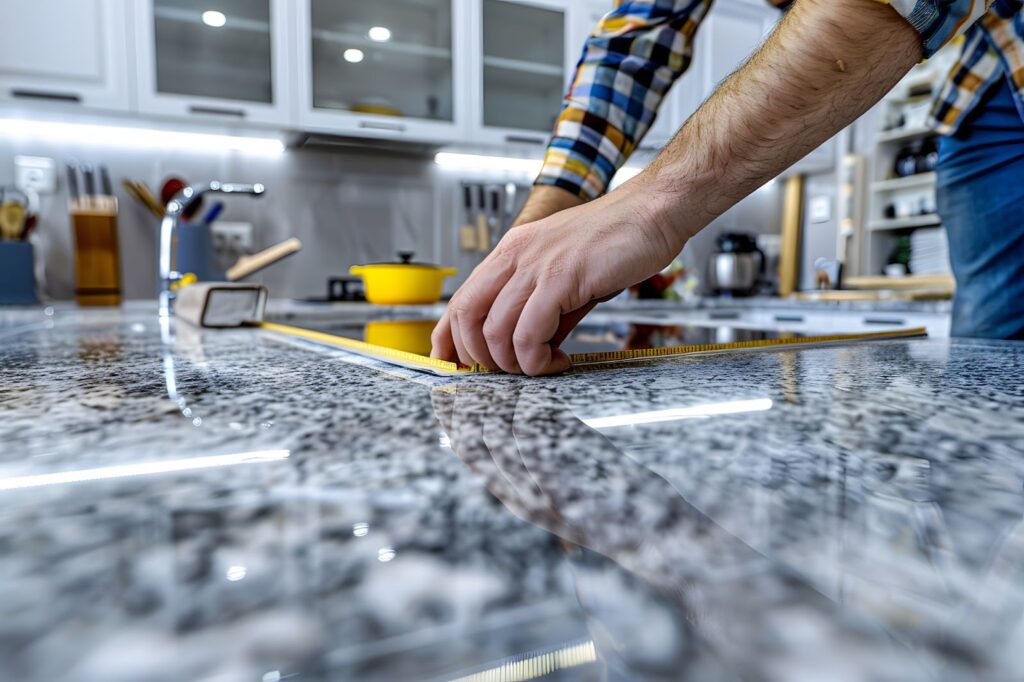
[0,305,1021,681]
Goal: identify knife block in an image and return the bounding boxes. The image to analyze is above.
[71,199,122,306]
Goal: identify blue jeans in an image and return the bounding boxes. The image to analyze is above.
[936,77,1024,340]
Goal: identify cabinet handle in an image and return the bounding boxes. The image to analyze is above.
[504,134,547,146]
[864,317,906,326]
[189,105,247,118]
[11,89,81,103]
[358,120,407,132]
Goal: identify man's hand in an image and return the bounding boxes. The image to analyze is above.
[431,181,683,375]
[433,0,921,376]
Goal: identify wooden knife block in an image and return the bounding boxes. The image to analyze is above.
[71,199,122,306]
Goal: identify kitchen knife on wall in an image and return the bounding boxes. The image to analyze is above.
[476,184,489,254]
[502,183,517,237]
[487,187,501,251]
[459,184,476,252]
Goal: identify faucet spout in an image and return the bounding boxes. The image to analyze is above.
[158,182,266,316]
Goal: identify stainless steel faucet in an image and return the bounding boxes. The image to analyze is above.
[158,181,265,315]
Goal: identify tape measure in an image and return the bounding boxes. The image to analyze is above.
[258,322,928,377]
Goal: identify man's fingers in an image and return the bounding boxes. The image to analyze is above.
[513,287,573,376]
[448,309,474,367]
[430,311,456,361]
[456,306,499,371]
[481,278,536,374]
[448,255,517,368]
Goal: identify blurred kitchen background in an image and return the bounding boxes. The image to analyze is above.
[0,0,956,304]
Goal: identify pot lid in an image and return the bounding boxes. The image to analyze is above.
[358,252,448,269]
[716,233,760,253]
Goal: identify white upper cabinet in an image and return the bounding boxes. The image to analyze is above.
[134,0,291,126]
[671,0,779,134]
[0,0,132,112]
[471,0,575,147]
[295,0,464,144]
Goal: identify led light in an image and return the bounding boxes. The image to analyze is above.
[344,48,365,63]
[0,118,285,155]
[201,10,227,27]
[0,450,290,491]
[352,522,369,537]
[582,399,773,429]
[434,152,543,175]
[378,547,396,562]
[368,26,392,42]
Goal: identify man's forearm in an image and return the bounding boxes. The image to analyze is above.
[512,185,585,227]
[641,0,922,242]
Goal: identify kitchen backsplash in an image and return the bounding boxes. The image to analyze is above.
[0,138,783,302]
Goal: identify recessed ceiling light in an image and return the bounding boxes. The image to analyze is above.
[201,10,227,27]
[368,26,392,42]
[343,48,365,63]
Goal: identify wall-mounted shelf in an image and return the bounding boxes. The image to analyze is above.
[312,29,453,60]
[868,214,941,231]
[871,172,936,192]
[482,55,563,77]
[858,41,960,278]
[876,125,934,144]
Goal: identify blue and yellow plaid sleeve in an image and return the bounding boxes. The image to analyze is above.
[879,1,1001,56]
[537,0,714,201]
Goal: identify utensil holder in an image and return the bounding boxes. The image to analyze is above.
[175,222,225,282]
[0,241,38,305]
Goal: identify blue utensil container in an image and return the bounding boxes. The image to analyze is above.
[175,222,225,282]
[0,242,38,305]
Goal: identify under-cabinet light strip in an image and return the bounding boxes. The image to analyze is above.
[434,152,543,174]
[0,118,286,155]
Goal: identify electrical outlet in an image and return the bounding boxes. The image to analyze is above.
[15,156,57,194]
[210,222,254,255]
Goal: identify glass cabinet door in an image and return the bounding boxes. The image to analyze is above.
[151,0,274,105]
[309,0,455,123]
[481,0,566,134]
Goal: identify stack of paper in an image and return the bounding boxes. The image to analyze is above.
[910,227,952,275]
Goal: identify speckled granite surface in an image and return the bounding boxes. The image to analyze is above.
[0,305,1021,682]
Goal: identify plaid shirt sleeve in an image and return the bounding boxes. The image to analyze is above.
[537,0,1011,202]
[536,0,715,202]
[874,1,1000,56]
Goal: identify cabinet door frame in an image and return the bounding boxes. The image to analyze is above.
[469,0,577,149]
[133,0,292,127]
[294,0,467,144]
[0,0,133,113]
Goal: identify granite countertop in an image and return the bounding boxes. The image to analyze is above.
[1,305,1021,682]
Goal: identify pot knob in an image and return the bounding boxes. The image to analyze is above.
[397,251,415,264]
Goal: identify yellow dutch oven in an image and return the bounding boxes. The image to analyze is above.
[350,252,457,305]
[364,319,436,355]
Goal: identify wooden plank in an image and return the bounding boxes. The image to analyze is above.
[778,174,803,297]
